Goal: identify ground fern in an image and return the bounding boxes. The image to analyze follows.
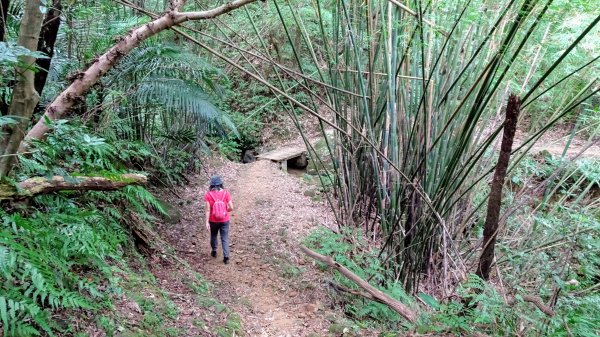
[1,122,170,336]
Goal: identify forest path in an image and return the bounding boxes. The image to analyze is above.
[513,129,600,159]
[160,159,339,336]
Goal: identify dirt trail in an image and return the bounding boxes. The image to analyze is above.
[511,127,600,159]
[161,160,339,336]
[516,137,600,159]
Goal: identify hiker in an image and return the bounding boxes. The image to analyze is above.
[204,175,234,264]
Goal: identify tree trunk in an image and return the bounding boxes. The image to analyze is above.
[66,7,73,59]
[1,0,11,116]
[34,0,62,97]
[23,0,257,148]
[476,94,521,280]
[0,0,44,177]
[0,173,147,200]
[0,0,8,42]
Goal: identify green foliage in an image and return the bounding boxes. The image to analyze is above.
[0,41,48,70]
[0,203,124,336]
[210,75,274,159]
[510,154,556,185]
[0,116,20,139]
[415,275,527,335]
[209,136,241,161]
[152,147,203,186]
[1,121,169,335]
[16,118,202,186]
[416,274,508,336]
[86,40,234,178]
[101,40,234,137]
[549,293,600,337]
[0,41,49,115]
[415,272,600,336]
[487,156,600,336]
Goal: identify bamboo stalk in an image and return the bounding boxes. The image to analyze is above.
[327,67,427,80]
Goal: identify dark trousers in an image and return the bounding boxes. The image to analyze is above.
[210,221,230,258]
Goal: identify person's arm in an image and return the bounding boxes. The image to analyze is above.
[205,201,211,230]
[227,191,233,212]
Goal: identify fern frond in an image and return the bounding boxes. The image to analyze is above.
[135,77,235,136]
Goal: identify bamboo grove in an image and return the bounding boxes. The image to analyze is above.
[189,0,599,293]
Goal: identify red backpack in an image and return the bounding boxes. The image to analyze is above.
[209,190,228,221]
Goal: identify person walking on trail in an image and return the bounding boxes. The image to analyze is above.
[205,175,233,264]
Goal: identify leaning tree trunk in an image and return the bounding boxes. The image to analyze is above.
[476,94,521,280]
[34,0,62,97]
[22,0,257,148]
[0,0,44,177]
[300,246,417,322]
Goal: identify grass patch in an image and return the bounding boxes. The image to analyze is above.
[197,296,220,308]
[192,319,206,328]
[215,313,244,337]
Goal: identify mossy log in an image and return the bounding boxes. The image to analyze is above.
[0,173,147,200]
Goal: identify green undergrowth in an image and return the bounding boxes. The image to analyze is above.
[94,258,243,337]
[92,261,183,337]
[0,121,241,336]
[305,152,599,336]
[304,227,416,332]
[305,222,599,336]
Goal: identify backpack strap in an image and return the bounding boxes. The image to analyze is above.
[208,190,225,203]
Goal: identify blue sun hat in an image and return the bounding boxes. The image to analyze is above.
[209,175,223,188]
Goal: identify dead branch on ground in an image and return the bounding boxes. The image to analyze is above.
[300,245,417,322]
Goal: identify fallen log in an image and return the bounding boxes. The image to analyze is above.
[0,173,147,200]
[300,245,417,322]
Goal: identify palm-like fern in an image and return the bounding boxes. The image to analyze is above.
[98,40,235,152]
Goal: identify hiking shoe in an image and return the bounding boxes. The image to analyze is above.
[211,251,217,258]
[223,257,230,264]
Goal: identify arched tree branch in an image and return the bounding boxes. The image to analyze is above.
[20,0,257,150]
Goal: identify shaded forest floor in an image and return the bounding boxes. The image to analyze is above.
[146,159,361,336]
